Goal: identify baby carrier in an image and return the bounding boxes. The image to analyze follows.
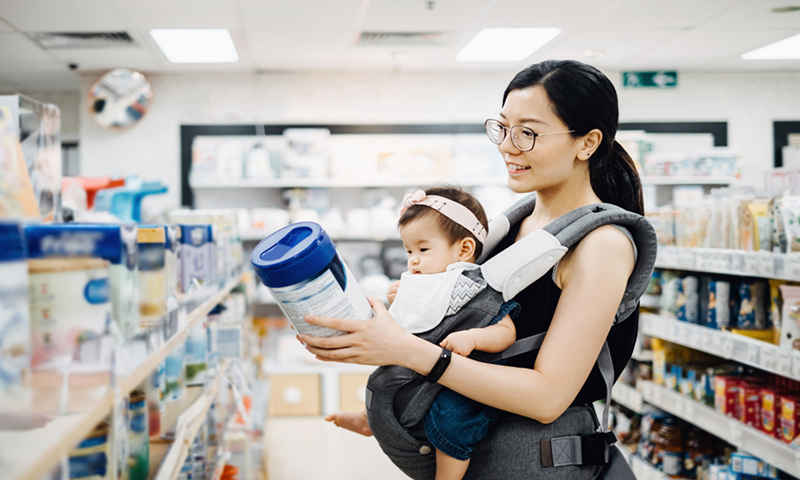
[365,193,657,480]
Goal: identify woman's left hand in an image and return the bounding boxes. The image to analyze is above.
[299,295,422,368]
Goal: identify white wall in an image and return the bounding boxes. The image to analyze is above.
[78,70,800,212]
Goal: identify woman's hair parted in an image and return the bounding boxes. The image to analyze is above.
[503,60,644,215]
[398,186,489,261]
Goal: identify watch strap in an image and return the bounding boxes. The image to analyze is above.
[425,347,452,383]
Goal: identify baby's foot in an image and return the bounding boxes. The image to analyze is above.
[325,410,373,437]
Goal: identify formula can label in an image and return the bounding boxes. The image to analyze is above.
[271,257,372,337]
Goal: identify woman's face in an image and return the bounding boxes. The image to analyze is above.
[497,86,585,194]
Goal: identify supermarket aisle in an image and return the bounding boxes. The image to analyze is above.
[266,417,409,479]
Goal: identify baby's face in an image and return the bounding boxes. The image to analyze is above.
[399,216,466,275]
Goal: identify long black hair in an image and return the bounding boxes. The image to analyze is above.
[503,60,644,215]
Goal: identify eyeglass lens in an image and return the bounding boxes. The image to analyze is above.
[485,120,534,151]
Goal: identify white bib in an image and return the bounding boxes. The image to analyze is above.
[389,263,484,334]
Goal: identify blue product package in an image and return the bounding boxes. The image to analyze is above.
[164,342,186,402]
[251,222,373,338]
[0,222,30,390]
[185,323,208,386]
[25,224,140,338]
[707,280,730,330]
[676,277,687,321]
[736,281,768,329]
[179,224,209,292]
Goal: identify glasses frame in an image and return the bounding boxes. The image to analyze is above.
[484,119,574,152]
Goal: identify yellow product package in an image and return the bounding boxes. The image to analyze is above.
[748,201,770,251]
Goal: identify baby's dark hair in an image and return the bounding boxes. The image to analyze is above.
[398,186,489,261]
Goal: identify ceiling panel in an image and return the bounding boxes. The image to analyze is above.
[703,0,800,28]
[347,45,453,72]
[247,30,353,62]
[628,28,797,67]
[361,0,492,31]
[47,47,160,71]
[600,0,745,29]
[0,65,80,89]
[481,0,629,28]
[0,0,125,32]
[0,33,57,64]
[237,0,363,31]
[707,58,800,71]
[106,0,243,29]
[537,29,680,65]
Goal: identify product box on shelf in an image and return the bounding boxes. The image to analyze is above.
[164,224,180,300]
[779,393,800,444]
[185,322,208,386]
[715,376,742,416]
[730,453,778,478]
[738,380,765,428]
[0,222,31,391]
[25,223,139,339]
[761,387,783,438]
[179,224,210,291]
[137,226,167,318]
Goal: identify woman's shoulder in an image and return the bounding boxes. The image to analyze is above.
[556,224,635,288]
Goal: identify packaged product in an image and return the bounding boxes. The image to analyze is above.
[715,376,741,416]
[666,364,682,392]
[185,322,208,386]
[746,201,770,251]
[736,281,767,329]
[28,257,111,369]
[145,367,161,435]
[730,329,774,344]
[207,224,220,285]
[69,421,109,479]
[654,417,683,478]
[164,224,180,300]
[164,342,186,402]
[128,390,149,480]
[179,224,210,291]
[699,276,710,325]
[0,222,31,392]
[768,280,785,346]
[761,387,784,438]
[137,226,167,318]
[737,380,765,428]
[683,427,714,479]
[730,452,778,478]
[645,270,662,296]
[770,195,787,253]
[158,360,166,415]
[707,280,731,330]
[782,195,800,253]
[779,285,800,351]
[676,276,700,324]
[25,224,139,339]
[660,271,681,316]
[780,393,800,443]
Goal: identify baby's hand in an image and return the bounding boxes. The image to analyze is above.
[387,280,401,304]
[440,331,477,357]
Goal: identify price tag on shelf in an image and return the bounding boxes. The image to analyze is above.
[774,254,787,278]
[670,323,682,342]
[680,325,691,345]
[778,350,792,376]
[640,381,653,401]
[729,420,743,447]
[721,251,734,271]
[746,344,760,365]
[745,253,760,276]
[792,351,800,380]
[712,335,724,356]
[702,331,714,350]
[683,398,695,422]
[787,255,800,280]
[761,347,777,371]
[759,252,775,276]
[678,251,695,269]
[731,251,744,273]
[722,337,735,358]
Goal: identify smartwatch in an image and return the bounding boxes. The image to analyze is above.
[425,347,452,383]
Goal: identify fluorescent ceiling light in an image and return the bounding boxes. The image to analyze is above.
[741,33,800,60]
[456,27,561,62]
[150,29,239,63]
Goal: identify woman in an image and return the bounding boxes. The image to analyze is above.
[300,60,645,478]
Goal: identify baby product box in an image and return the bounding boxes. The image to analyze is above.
[0,222,31,391]
[164,224,180,300]
[137,226,167,318]
[25,223,139,339]
[185,322,208,386]
[179,224,210,291]
[251,222,373,338]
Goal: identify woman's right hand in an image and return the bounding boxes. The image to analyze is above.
[386,280,401,304]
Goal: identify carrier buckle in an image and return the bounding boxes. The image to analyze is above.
[540,432,615,467]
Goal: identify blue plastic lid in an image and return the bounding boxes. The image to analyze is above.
[206,224,215,242]
[251,222,336,288]
[0,222,25,262]
[25,224,126,264]
[180,225,208,246]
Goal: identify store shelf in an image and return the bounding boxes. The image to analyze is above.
[617,446,676,480]
[0,275,243,480]
[640,313,797,380]
[190,177,509,189]
[631,349,655,362]
[639,176,735,186]
[611,382,644,414]
[655,246,800,282]
[638,380,799,477]
[640,294,662,309]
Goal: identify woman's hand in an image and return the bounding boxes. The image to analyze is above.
[386,280,401,304]
[299,295,437,370]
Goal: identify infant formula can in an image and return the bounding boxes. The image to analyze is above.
[137,226,167,318]
[69,421,110,479]
[0,222,31,391]
[251,222,373,337]
[25,224,139,340]
[28,257,111,369]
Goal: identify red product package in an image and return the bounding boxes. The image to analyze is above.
[781,394,800,444]
[738,381,763,428]
[715,376,742,416]
[761,387,785,438]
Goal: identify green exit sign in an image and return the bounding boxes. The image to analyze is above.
[622,71,678,89]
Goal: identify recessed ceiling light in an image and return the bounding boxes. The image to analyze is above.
[150,29,239,63]
[583,50,605,58]
[741,33,800,59]
[772,6,800,13]
[456,27,561,62]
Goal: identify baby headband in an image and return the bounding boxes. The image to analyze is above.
[401,190,487,244]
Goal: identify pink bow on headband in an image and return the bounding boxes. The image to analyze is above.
[398,189,487,244]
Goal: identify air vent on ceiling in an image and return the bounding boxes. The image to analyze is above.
[358,32,451,46]
[26,32,137,49]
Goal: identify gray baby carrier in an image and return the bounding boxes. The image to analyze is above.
[365,193,657,480]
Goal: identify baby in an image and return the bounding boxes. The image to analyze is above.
[327,186,519,480]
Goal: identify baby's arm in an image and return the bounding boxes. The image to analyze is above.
[440,315,516,356]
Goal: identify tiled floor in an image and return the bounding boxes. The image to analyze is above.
[266,416,410,479]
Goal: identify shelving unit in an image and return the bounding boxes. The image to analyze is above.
[640,313,796,380]
[655,246,800,281]
[617,446,676,480]
[611,382,645,414]
[0,275,244,480]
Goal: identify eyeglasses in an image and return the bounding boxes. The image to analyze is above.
[484,119,574,152]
